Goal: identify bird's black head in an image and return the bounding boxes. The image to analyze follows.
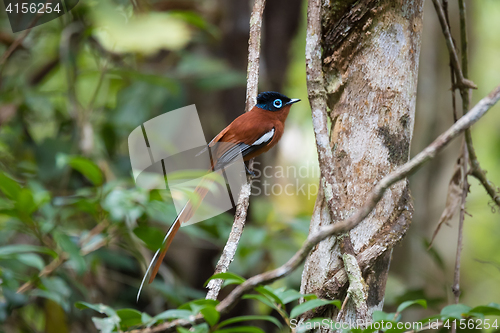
[256,91,300,111]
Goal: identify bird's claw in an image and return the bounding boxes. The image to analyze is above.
[245,164,257,177]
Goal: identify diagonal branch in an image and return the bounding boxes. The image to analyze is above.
[205,0,266,301]
[130,83,500,333]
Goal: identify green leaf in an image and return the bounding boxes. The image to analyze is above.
[440,304,472,320]
[204,272,246,287]
[373,311,397,322]
[150,309,192,326]
[0,244,54,257]
[423,239,446,271]
[32,289,70,312]
[54,232,86,274]
[242,294,279,312]
[0,172,21,200]
[296,318,330,333]
[213,326,265,333]
[255,286,284,308]
[469,303,500,317]
[200,306,220,326]
[57,154,103,186]
[384,326,407,333]
[178,324,209,333]
[179,299,219,311]
[218,315,282,329]
[92,317,117,333]
[116,309,142,329]
[290,299,341,319]
[16,253,45,270]
[75,302,119,319]
[79,303,121,332]
[15,188,37,216]
[397,299,427,313]
[133,226,165,251]
[141,312,153,324]
[276,289,316,304]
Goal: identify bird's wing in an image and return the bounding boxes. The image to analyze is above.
[213,128,275,170]
[198,111,277,169]
[195,124,231,157]
[210,112,276,169]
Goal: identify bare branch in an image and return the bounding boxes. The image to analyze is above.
[245,0,266,112]
[458,0,500,208]
[441,0,458,122]
[205,0,266,301]
[469,163,500,207]
[205,184,251,300]
[430,0,476,90]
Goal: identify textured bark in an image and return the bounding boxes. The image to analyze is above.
[301,0,424,328]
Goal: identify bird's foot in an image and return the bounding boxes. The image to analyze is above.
[245,164,256,177]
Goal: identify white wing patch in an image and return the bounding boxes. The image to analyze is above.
[252,128,275,146]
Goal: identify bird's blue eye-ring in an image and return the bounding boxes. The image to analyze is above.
[273,99,282,108]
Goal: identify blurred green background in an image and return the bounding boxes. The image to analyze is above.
[0,0,498,332]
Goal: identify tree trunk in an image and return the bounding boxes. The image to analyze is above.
[301,0,424,328]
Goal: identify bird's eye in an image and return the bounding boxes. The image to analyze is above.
[273,99,282,108]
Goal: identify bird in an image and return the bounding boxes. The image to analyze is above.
[137,91,300,298]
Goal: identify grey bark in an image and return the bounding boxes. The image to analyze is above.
[301,0,424,328]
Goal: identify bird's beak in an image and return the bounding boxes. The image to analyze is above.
[286,98,301,106]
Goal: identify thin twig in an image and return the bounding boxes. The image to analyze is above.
[452,143,468,304]
[336,295,350,322]
[434,0,499,209]
[205,0,266,301]
[469,161,500,207]
[442,0,458,122]
[0,29,31,67]
[17,221,109,294]
[430,1,497,326]
[459,0,500,208]
[127,83,500,333]
[430,0,476,90]
[16,254,68,294]
[435,3,473,327]
[0,0,51,68]
[451,0,470,309]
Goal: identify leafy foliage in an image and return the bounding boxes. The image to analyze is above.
[1,0,500,332]
[0,0,250,330]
